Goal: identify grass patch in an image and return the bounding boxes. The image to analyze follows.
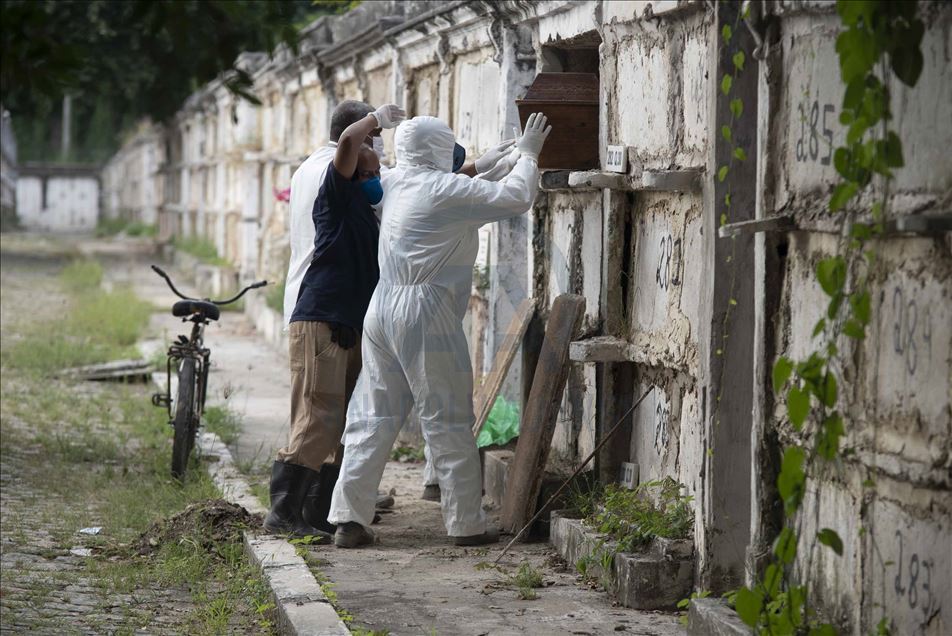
[1,259,154,373]
[203,405,242,446]
[96,217,156,238]
[174,235,230,266]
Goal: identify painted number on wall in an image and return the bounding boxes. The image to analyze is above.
[656,234,681,291]
[893,530,942,623]
[653,400,670,454]
[795,99,835,165]
[892,286,932,376]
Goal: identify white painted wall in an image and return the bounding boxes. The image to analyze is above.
[16,175,98,231]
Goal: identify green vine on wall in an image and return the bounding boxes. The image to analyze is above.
[730,2,925,634]
[709,0,749,438]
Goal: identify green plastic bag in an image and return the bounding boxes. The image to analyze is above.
[476,396,520,448]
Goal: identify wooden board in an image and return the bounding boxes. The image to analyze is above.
[500,294,585,535]
[472,298,536,437]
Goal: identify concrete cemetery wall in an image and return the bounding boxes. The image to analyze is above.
[101,2,951,626]
[756,4,952,633]
[16,164,99,232]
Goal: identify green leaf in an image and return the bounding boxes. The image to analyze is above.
[733,147,747,161]
[890,20,925,87]
[772,357,793,393]
[850,290,871,325]
[772,526,798,564]
[778,446,806,514]
[883,131,904,167]
[850,222,872,241]
[733,50,746,72]
[827,292,844,320]
[725,193,731,207]
[812,318,826,338]
[730,98,743,119]
[836,27,877,84]
[787,385,810,430]
[843,318,866,339]
[729,298,738,306]
[720,213,728,226]
[816,257,846,295]
[817,528,844,556]
[842,76,865,111]
[718,165,729,182]
[721,73,733,95]
[810,622,837,636]
[821,372,837,407]
[829,182,859,212]
[721,125,732,142]
[763,563,781,597]
[833,147,852,179]
[734,587,762,627]
[797,352,825,382]
[722,24,732,43]
[818,413,844,460]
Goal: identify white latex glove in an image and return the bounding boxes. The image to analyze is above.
[372,104,406,129]
[474,139,516,174]
[516,113,552,160]
[476,147,521,182]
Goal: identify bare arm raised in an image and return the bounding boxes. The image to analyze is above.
[333,104,405,178]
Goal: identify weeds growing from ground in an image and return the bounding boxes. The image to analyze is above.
[203,405,243,446]
[390,444,425,462]
[587,477,694,553]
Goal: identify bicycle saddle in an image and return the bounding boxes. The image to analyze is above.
[172,299,220,321]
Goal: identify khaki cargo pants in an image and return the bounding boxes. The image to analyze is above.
[276,321,362,472]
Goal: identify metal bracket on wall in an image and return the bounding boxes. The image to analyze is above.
[540,168,703,193]
[883,214,952,235]
[718,215,796,239]
[718,213,952,239]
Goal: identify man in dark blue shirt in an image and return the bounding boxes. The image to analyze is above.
[264,102,405,538]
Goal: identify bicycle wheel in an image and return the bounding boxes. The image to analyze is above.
[171,357,198,480]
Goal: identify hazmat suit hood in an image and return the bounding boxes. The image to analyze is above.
[394,116,456,173]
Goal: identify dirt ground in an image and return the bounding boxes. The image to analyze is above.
[304,459,683,636]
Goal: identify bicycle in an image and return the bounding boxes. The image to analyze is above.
[150,264,267,480]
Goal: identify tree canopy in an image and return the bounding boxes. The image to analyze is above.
[0,0,359,163]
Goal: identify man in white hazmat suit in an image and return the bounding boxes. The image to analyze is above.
[329,113,552,548]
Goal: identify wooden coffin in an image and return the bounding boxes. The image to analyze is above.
[515,73,599,170]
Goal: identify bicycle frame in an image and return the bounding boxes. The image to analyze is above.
[153,316,211,422]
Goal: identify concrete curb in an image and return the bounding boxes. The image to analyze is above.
[199,433,350,636]
[549,511,694,610]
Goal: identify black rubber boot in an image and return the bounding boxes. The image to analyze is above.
[301,463,339,534]
[263,461,331,541]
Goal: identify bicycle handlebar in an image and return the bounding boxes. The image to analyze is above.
[151,264,267,306]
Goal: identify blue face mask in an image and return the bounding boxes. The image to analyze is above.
[452,143,466,172]
[359,177,383,205]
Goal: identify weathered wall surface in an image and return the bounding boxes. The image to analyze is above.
[759,3,952,633]
[16,164,99,231]
[101,1,950,629]
[1,108,16,217]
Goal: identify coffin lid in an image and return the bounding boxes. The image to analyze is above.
[515,73,598,105]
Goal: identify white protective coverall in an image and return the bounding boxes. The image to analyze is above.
[328,117,540,536]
